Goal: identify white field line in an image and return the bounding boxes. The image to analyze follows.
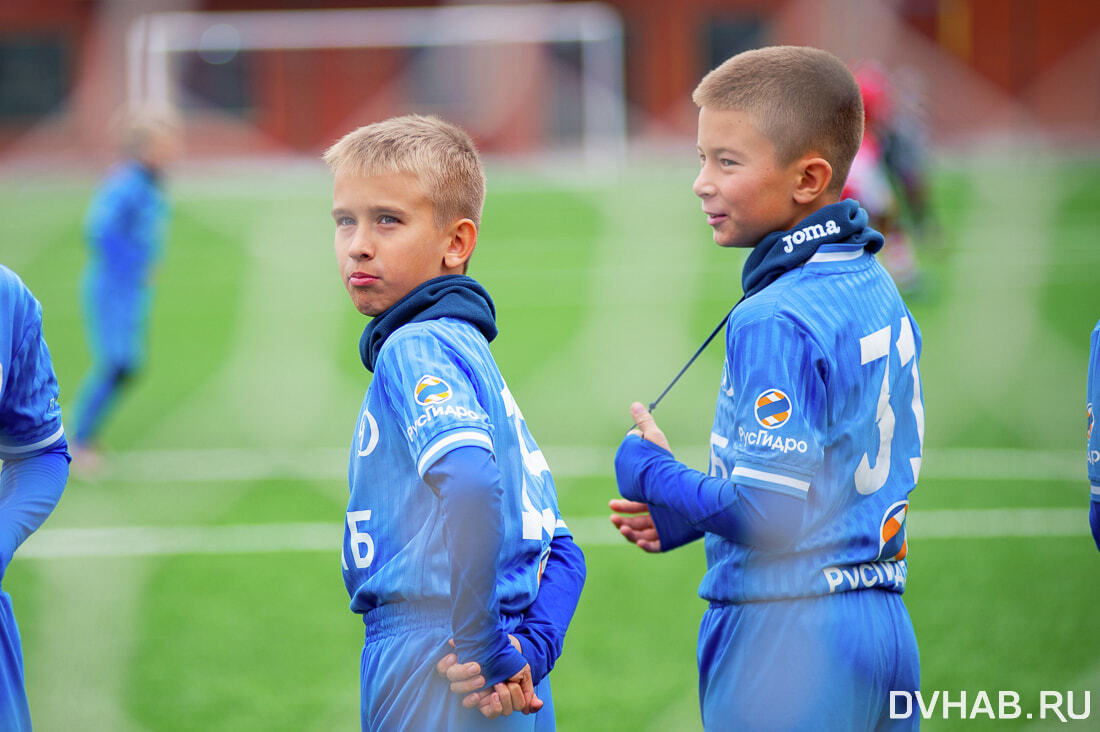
[16,508,1090,560]
[18,522,338,559]
[79,445,1087,483]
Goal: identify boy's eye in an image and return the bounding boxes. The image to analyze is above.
[719,158,736,167]
[336,215,355,227]
[378,215,399,225]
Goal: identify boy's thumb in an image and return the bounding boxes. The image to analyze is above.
[630,402,655,429]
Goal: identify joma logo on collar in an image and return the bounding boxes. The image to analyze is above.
[782,219,841,253]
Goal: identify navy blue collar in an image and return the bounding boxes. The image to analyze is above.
[741,199,883,299]
[359,275,497,372]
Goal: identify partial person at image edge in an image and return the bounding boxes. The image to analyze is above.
[0,265,70,731]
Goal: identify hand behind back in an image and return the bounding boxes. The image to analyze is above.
[435,635,543,718]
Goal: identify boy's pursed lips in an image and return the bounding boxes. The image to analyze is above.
[349,271,379,286]
[704,210,728,225]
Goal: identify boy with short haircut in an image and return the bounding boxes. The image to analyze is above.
[0,265,70,730]
[611,46,923,729]
[325,114,585,730]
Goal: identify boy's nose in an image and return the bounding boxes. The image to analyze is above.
[349,230,374,259]
[692,169,714,198]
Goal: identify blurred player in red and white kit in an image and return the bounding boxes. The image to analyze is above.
[843,62,936,294]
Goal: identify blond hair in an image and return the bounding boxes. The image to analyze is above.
[323,114,486,229]
[693,46,863,194]
[113,106,180,159]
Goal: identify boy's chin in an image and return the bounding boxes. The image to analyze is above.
[350,296,386,318]
[714,234,755,249]
[710,224,754,249]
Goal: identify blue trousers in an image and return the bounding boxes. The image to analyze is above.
[74,276,149,444]
[360,603,554,731]
[0,591,31,732]
[698,590,919,731]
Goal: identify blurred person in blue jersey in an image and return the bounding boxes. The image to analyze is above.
[71,109,180,469]
[0,266,70,730]
[1088,319,1099,550]
[324,114,585,731]
[611,47,923,730]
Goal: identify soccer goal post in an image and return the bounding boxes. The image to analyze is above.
[126,3,626,165]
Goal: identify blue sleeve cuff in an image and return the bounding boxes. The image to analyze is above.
[615,434,804,550]
[615,435,703,550]
[615,433,673,503]
[648,502,705,552]
[512,534,586,684]
[479,642,529,688]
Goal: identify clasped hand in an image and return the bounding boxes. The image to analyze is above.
[435,636,543,719]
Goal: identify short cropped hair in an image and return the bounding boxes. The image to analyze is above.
[693,46,863,194]
[323,114,486,229]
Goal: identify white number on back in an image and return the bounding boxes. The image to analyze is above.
[501,385,550,476]
[501,385,555,541]
[345,509,375,569]
[855,317,924,495]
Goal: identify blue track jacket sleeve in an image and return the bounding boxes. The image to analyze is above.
[0,444,69,580]
[1091,502,1100,552]
[616,434,803,550]
[1089,320,1099,550]
[649,504,705,552]
[423,445,527,687]
[512,534,585,684]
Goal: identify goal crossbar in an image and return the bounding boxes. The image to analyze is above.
[127,3,626,163]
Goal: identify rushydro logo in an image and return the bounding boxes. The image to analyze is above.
[414,375,453,406]
[754,388,792,429]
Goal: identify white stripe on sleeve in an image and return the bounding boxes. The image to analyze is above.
[0,425,65,456]
[730,465,810,494]
[416,430,493,476]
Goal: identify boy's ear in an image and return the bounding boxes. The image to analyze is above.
[793,156,833,204]
[442,218,478,270]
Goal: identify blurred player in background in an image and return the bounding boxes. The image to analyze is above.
[1088,318,1099,550]
[71,109,180,469]
[0,266,70,730]
[843,62,936,294]
[325,114,585,730]
[612,47,923,729]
